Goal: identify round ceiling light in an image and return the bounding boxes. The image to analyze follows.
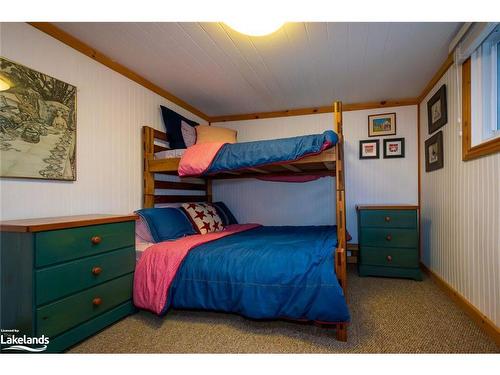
[224,20,285,37]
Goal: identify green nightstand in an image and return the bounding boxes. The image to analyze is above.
[357,205,422,280]
[0,214,138,353]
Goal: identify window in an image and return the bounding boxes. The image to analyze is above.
[462,25,500,160]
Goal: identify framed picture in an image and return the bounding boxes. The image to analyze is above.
[383,138,405,158]
[359,139,380,159]
[427,84,447,134]
[368,112,396,137]
[425,131,444,172]
[0,57,77,181]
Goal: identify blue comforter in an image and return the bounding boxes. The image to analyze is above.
[206,130,338,174]
[165,226,350,323]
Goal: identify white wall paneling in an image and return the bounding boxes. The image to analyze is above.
[0,23,204,221]
[213,105,419,242]
[419,65,500,327]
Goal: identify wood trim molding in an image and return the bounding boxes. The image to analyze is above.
[28,22,210,122]
[417,53,454,103]
[421,263,500,348]
[461,58,500,160]
[209,98,418,123]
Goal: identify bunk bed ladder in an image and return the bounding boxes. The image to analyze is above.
[333,100,348,342]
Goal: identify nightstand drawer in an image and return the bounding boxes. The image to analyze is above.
[36,273,133,338]
[361,246,418,268]
[36,246,136,306]
[35,221,135,267]
[359,210,417,229]
[359,227,417,248]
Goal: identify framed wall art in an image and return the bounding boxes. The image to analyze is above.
[368,112,396,137]
[425,131,444,172]
[0,57,77,181]
[383,138,405,158]
[427,84,447,134]
[359,139,380,159]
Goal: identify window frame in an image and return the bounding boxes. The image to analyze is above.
[462,57,500,160]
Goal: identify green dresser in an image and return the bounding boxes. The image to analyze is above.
[357,205,422,280]
[0,214,138,353]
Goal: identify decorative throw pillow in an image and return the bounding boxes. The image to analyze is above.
[160,105,198,149]
[195,125,237,144]
[181,120,197,147]
[213,201,238,225]
[135,207,196,242]
[181,203,224,234]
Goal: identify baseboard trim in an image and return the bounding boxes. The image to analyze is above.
[420,263,500,348]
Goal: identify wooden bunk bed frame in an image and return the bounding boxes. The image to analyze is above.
[142,101,348,341]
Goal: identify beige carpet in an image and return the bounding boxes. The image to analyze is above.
[70,266,499,353]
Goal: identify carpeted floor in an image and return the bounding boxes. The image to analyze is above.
[69,266,499,353]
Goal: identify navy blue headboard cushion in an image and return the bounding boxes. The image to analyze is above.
[160,105,199,149]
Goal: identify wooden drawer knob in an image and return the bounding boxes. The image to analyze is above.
[91,266,103,276]
[92,297,102,306]
[385,216,391,222]
[91,236,102,245]
[386,234,392,241]
[387,255,393,262]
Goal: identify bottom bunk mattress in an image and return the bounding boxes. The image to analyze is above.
[157,225,350,323]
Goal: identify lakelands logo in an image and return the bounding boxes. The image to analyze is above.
[1,329,49,352]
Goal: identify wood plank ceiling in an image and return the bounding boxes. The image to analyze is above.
[54,22,461,117]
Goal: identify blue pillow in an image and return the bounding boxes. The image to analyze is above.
[135,207,196,242]
[160,106,198,149]
[213,202,238,225]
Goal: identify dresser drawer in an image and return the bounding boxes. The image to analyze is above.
[36,246,136,306]
[35,221,135,267]
[359,227,417,248]
[36,273,133,338]
[359,210,417,229]
[361,246,418,268]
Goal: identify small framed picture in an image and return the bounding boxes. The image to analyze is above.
[425,131,444,172]
[383,138,405,158]
[368,113,396,137]
[427,84,447,134]
[359,140,380,159]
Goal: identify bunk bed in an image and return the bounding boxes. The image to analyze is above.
[140,101,348,341]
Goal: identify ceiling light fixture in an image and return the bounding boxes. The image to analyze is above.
[224,20,285,37]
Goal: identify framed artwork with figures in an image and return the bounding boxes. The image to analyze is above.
[359,139,380,159]
[0,57,77,181]
[427,84,447,134]
[425,131,444,172]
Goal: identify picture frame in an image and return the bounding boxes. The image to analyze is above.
[383,138,405,158]
[0,57,77,181]
[368,112,396,137]
[427,84,447,134]
[359,139,380,159]
[425,131,444,172]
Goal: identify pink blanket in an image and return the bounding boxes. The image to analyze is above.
[178,142,226,177]
[133,223,260,315]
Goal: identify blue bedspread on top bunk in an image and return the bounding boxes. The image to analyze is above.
[165,225,350,323]
[206,130,338,174]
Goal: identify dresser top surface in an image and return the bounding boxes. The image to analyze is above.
[356,205,419,211]
[0,214,138,233]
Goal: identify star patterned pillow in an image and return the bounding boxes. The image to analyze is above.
[181,203,224,234]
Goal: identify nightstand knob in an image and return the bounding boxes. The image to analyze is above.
[385,216,391,222]
[387,255,393,262]
[92,297,102,306]
[91,236,102,245]
[91,266,102,276]
[386,234,392,241]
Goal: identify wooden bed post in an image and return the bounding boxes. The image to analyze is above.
[333,100,348,342]
[143,126,155,208]
[206,178,213,203]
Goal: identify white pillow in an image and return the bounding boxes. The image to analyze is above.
[181,120,197,147]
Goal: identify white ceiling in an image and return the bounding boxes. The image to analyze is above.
[55,22,461,117]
